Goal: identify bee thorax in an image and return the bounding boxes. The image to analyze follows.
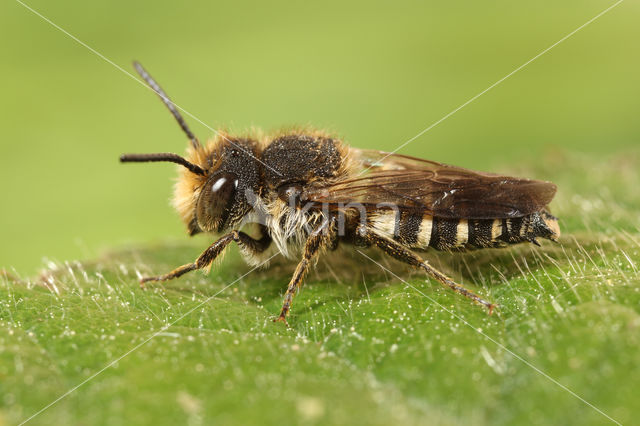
[263,198,325,258]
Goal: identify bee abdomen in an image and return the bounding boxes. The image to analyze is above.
[371,212,475,251]
[497,211,560,245]
[369,210,559,251]
[425,217,473,251]
[433,213,560,250]
[369,210,428,247]
[466,218,507,249]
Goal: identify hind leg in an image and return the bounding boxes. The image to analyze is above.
[362,228,495,313]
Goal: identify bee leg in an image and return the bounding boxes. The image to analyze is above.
[140,229,271,285]
[234,224,272,261]
[364,230,496,313]
[140,233,235,284]
[275,223,331,323]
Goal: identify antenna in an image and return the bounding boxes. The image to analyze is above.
[120,153,206,176]
[133,61,201,150]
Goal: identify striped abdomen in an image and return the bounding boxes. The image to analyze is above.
[370,210,560,251]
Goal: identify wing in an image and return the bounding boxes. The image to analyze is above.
[301,149,557,219]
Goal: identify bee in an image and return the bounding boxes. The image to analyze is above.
[121,62,560,322]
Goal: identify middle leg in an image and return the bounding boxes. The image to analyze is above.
[275,221,332,323]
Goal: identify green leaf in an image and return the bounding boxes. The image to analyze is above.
[1,150,638,425]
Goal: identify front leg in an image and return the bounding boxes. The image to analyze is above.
[140,228,271,284]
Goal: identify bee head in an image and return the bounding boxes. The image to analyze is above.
[192,138,261,233]
[120,61,261,236]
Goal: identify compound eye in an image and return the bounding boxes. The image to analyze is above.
[211,174,238,194]
[196,172,239,232]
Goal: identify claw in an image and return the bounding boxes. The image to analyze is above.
[485,303,499,315]
[139,275,165,289]
[273,314,289,327]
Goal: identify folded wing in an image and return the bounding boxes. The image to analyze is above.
[301,149,557,219]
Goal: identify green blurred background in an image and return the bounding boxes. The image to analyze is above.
[0,0,638,274]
